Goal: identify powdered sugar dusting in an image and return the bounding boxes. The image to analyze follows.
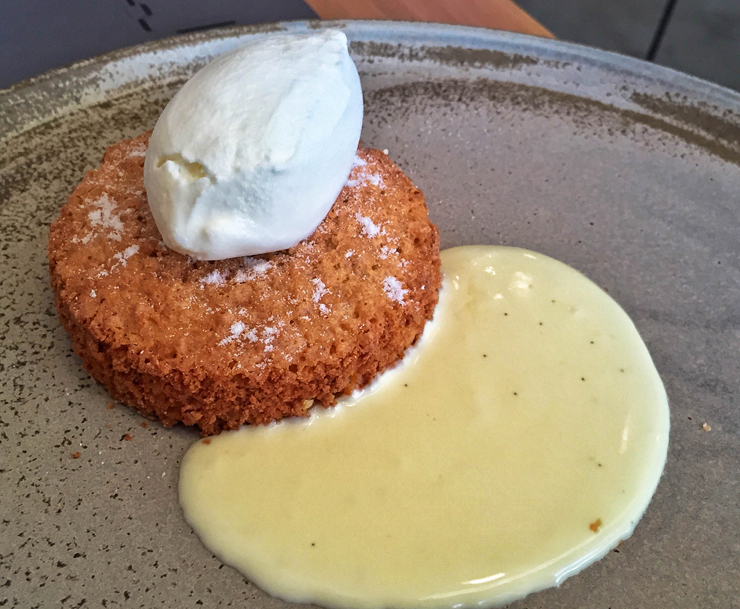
[200,269,227,287]
[262,326,279,352]
[356,214,384,238]
[235,258,273,283]
[113,245,139,267]
[383,276,408,304]
[86,193,125,242]
[312,278,328,302]
[345,249,354,258]
[312,278,331,315]
[219,321,247,346]
[219,318,286,351]
[125,141,147,158]
[346,155,385,189]
[347,172,384,189]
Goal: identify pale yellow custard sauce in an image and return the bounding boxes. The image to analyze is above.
[179,246,669,609]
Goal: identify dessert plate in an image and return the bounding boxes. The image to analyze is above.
[1,20,738,608]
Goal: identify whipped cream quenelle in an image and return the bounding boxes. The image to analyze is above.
[144,31,363,260]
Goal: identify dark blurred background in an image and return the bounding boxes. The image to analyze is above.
[1,0,738,92]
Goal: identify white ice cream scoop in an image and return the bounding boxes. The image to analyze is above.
[144,30,363,260]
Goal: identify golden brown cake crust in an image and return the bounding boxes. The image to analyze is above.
[48,132,441,435]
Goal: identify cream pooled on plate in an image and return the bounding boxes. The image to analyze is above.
[144,30,363,260]
[180,246,670,609]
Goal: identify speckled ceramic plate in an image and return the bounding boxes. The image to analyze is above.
[1,20,739,609]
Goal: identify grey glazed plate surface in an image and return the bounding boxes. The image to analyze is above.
[1,20,739,609]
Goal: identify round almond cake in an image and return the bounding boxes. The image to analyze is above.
[48,132,441,435]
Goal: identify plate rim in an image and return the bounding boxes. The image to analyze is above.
[2,19,739,100]
[2,19,740,140]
